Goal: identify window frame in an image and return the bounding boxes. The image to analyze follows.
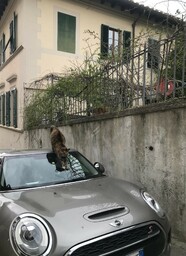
[0,89,17,128]
[0,13,17,66]
[108,27,121,59]
[101,24,131,62]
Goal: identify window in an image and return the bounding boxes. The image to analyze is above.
[0,13,17,66]
[101,25,120,58]
[57,12,76,54]
[108,28,120,58]
[0,34,5,65]
[147,38,160,69]
[101,24,131,61]
[0,89,17,128]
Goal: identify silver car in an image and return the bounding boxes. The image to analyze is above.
[0,149,171,256]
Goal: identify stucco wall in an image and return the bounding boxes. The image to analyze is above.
[0,0,168,133]
[25,102,186,243]
[0,126,24,149]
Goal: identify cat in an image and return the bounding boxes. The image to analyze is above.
[50,125,69,171]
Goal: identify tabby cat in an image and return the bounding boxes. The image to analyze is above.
[50,125,69,171]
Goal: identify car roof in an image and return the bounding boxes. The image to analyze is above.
[0,148,75,157]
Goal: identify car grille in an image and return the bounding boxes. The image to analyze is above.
[65,222,166,256]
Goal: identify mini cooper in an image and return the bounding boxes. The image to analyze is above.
[0,149,171,256]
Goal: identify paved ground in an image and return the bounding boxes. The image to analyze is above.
[171,239,186,256]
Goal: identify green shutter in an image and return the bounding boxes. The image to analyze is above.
[57,12,76,53]
[2,34,5,63]
[10,20,14,53]
[101,24,109,57]
[123,31,131,63]
[6,91,11,126]
[13,13,17,51]
[0,96,1,124]
[13,89,17,128]
[0,40,2,65]
[2,94,5,125]
[9,13,17,54]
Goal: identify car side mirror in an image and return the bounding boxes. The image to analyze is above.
[94,162,105,174]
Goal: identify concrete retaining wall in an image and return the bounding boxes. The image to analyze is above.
[25,101,186,243]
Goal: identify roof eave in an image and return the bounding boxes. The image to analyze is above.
[0,0,9,21]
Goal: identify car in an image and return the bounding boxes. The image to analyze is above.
[0,149,171,256]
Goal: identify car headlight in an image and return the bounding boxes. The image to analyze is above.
[9,213,53,256]
[142,191,165,218]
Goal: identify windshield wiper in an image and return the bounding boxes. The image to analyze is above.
[53,177,86,185]
[86,174,105,179]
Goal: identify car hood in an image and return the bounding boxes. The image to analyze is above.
[1,176,165,253]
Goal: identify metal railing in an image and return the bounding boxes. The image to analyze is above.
[24,26,186,127]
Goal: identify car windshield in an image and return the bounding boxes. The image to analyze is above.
[0,151,101,190]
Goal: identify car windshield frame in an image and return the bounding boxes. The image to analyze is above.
[0,151,103,191]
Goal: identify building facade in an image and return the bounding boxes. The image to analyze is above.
[0,0,177,149]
